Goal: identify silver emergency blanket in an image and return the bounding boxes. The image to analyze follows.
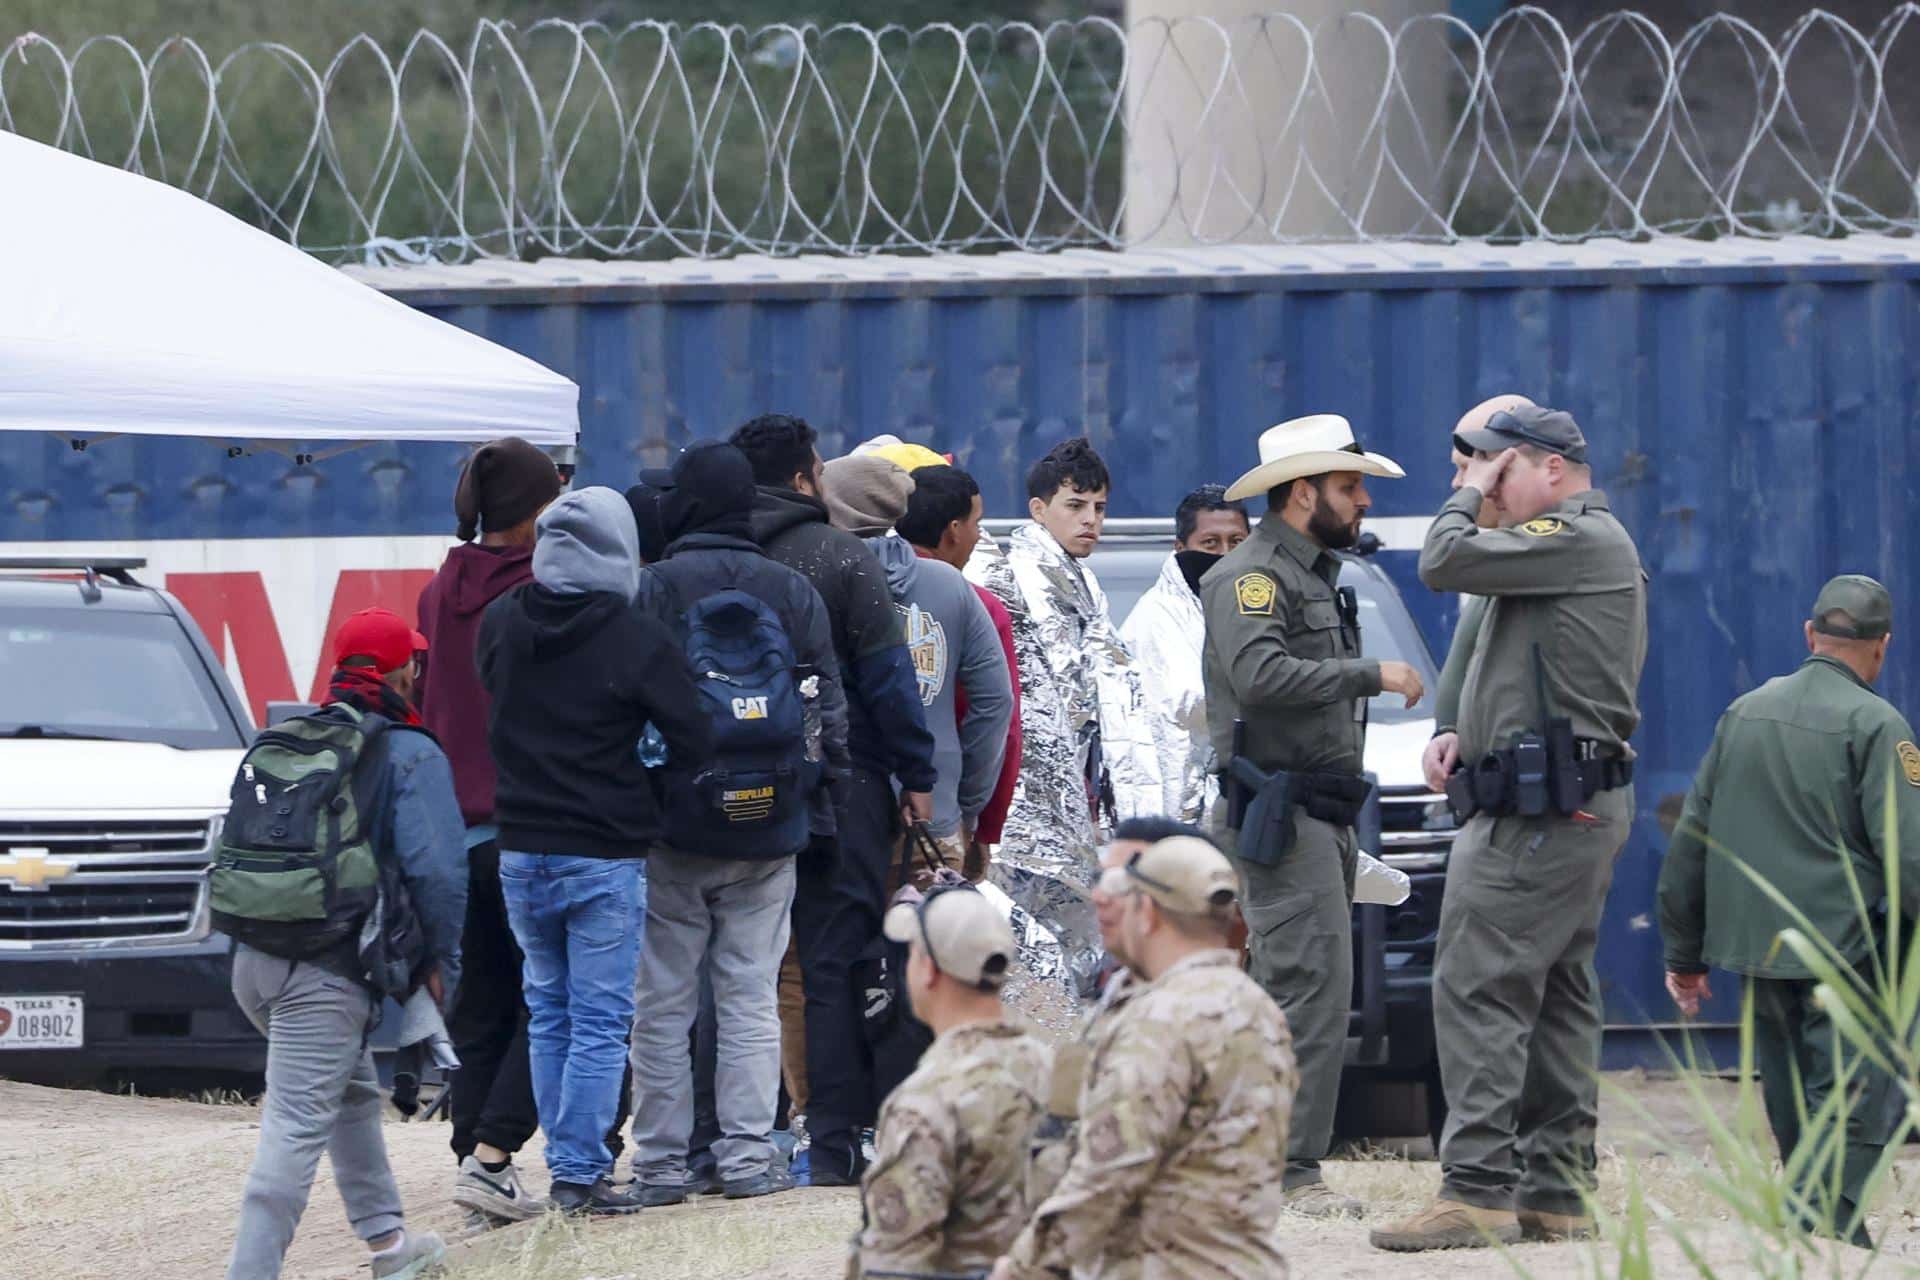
[1354,851,1412,906]
[1119,551,1219,825]
[966,523,1160,1020]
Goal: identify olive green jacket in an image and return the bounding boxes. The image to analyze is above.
[1657,656,1920,979]
[1200,513,1379,776]
[1418,486,1646,763]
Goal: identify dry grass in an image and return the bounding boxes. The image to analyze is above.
[6,1070,1920,1280]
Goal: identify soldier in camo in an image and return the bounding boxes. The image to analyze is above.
[849,884,1050,1279]
[994,836,1297,1280]
[1025,816,1209,1207]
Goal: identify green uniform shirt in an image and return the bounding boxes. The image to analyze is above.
[1418,487,1646,762]
[1434,595,1488,736]
[1199,512,1381,775]
[1656,656,1920,979]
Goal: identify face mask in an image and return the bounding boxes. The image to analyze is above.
[1176,549,1223,597]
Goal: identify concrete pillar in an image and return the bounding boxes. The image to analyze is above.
[1124,1,1451,245]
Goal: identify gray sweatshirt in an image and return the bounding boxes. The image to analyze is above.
[865,533,1014,837]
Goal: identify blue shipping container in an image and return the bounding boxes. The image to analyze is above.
[6,236,1919,1051]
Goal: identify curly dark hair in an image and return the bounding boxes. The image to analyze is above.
[1026,436,1109,502]
[729,413,820,489]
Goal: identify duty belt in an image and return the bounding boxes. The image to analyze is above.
[1444,738,1633,822]
[1221,722,1374,868]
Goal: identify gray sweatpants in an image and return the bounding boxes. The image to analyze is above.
[226,947,402,1280]
[630,852,795,1184]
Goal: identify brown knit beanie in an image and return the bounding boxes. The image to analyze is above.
[454,438,564,541]
[823,454,915,536]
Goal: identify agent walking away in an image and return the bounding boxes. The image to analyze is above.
[1659,575,1920,1247]
[217,608,466,1280]
[478,488,710,1216]
[416,437,563,1223]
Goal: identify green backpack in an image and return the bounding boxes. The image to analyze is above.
[211,704,393,962]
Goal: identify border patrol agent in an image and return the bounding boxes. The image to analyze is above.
[1658,575,1920,1247]
[1376,405,1646,1251]
[850,885,1049,1279]
[1200,414,1425,1217]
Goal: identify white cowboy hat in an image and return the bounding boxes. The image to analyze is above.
[1223,414,1405,502]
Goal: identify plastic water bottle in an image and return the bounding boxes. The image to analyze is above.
[637,722,669,768]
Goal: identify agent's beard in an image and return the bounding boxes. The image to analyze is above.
[1308,503,1360,550]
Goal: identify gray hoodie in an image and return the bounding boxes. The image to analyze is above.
[865,533,1014,837]
[532,486,640,601]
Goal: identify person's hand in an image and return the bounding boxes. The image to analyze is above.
[1422,731,1460,793]
[1379,661,1425,709]
[424,967,446,1010]
[901,790,934,827]
[1460,447,1517,498]
[989,1259,1015,1280]
[1666,971,1711,1017]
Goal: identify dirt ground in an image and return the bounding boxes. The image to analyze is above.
[5,1071,1920,1280]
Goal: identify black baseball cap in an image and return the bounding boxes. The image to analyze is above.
[1810,574,1892,640]
[1453,404,1589,465]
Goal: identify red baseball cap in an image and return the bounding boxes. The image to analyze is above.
[332,607,429,675]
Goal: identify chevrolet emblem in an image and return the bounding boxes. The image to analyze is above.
[0,849,78,892]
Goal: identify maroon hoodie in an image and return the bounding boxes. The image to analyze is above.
[417,542,535,826]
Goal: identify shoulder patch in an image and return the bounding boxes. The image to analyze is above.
[1235,573,1277,616]
[1898,741,1920,788]
[1520,517,1566,537]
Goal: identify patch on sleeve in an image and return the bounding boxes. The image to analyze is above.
[1235,573,1277,616]
[1898,741,1920,787]
[1520,517,1567,537]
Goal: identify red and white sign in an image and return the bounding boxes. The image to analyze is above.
[10,537,455,725]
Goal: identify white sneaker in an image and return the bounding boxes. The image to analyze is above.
[452,1155,544,1223]
[371,1230,447,1280]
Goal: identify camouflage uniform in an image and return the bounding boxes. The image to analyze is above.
[1025,970,1138,1207]
[849,1021,1051,1279]
[1003,951,1297,1280]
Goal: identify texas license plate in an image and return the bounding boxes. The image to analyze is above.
[0,995,83,1049]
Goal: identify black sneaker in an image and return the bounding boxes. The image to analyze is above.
[723,1164,796,1200]
[634,1181,689,1208]
[549,1177,645,1217]
[805,1154,865,1188]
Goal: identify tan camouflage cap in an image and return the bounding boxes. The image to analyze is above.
[1097,835,1238,915]
[883,886,1015,990]
[1811,574,1892,640]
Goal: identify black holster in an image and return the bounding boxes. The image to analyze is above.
[1226,755,1297,869]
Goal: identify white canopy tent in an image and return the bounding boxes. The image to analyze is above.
[0,130,578,450]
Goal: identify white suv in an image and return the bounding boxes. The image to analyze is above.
[0,558,259,1082]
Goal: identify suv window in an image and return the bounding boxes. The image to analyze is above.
[0,606,246,749]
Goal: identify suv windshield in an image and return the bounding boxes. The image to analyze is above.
[0,605,245,749]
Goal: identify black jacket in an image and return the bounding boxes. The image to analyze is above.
[748,486,938,792]
[477,587,710,859]
[636,529,852,846]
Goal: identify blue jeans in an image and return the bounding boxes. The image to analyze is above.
[499,853,645,1187]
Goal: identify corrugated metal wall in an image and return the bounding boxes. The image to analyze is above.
[6,241,1918,1034]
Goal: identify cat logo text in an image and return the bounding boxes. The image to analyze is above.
[731,696,770,720]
